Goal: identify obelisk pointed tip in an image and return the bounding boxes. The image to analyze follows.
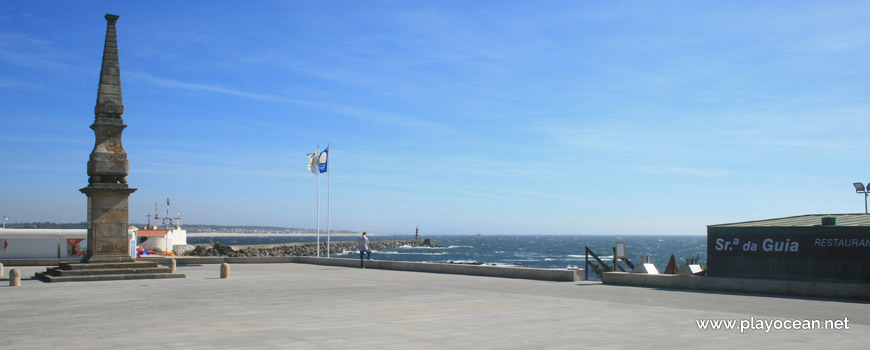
[96,13,123,118]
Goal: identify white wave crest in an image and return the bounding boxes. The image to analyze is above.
[394,245,471,249]
[482,262,523,267]
[445,260,480,264]
[372,251,447,256]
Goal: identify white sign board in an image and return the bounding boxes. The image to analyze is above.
[615,241,626,258]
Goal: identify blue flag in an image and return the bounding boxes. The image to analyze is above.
[318,147,328,173]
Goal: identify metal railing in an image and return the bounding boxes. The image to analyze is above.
[584,246,634,280]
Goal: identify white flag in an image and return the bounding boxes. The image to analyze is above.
[306,151,318,174]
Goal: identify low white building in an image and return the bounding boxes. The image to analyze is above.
[0,228,137,259]
[136,226,187,254]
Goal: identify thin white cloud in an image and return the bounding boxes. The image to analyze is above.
[0,47,73,71]
[734,137,866,152]
[534,105,870,156]
[128,72,451,133]
[0,165,77,172]
[636,166,737,178]
[0,77,42,89]
[326,104,451,133]
[0,134,90,146]
[129,72,305,104]
[0,32,79,71]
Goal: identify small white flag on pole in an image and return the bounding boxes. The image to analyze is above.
[306,150,318,174]
[307,146,321,257]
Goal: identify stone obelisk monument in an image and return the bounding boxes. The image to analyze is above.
[36,14,184,282]
[81,13,137,263]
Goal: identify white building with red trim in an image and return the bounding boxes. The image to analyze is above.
[135,226,187,254]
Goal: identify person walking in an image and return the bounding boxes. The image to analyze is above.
[359,232,372,268]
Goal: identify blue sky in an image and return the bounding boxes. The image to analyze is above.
[1,1,869,235]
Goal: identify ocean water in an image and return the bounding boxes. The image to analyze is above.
[189,234,707,278]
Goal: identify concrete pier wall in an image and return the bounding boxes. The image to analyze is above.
[184,256,584,282]
[1,256,584,282]
[293,257,585,282]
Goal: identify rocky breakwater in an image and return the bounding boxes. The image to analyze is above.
[186,238,435,257]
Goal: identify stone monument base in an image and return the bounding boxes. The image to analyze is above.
[35,261,185,282]
[80,184,137,264]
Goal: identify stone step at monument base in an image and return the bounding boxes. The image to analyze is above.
[59,262,160,270]
[35,261,186,283]
[42,266,176,277]
[35,273,186,283]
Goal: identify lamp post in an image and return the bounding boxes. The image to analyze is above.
[854,182,869,214]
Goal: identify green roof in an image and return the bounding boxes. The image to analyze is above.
[709,214,870,227]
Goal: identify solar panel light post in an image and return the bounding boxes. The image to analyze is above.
[854,182,870,214]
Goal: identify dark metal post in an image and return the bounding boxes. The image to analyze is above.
[584,246,589,280]
[613,247,617,272]
[853,182,869,214]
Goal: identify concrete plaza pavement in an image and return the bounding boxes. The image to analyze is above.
[2,263,869,349]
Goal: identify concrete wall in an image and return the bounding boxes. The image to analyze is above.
[0,256,585,282]
[292,257,586,282]
[601,272,870,301]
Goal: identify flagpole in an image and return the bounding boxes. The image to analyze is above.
[327,144,331,259]
[316,145,320,258]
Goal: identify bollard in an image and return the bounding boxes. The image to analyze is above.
[220,262,230,279]
[169,259,176,273]
[10,268,21,287]
[0,262,4,277]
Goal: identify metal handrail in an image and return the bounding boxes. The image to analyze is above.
[585,246,612,280]
[584,246,635,280]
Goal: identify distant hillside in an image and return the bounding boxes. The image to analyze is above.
[4,222,88,229]
[2,222,356,234]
